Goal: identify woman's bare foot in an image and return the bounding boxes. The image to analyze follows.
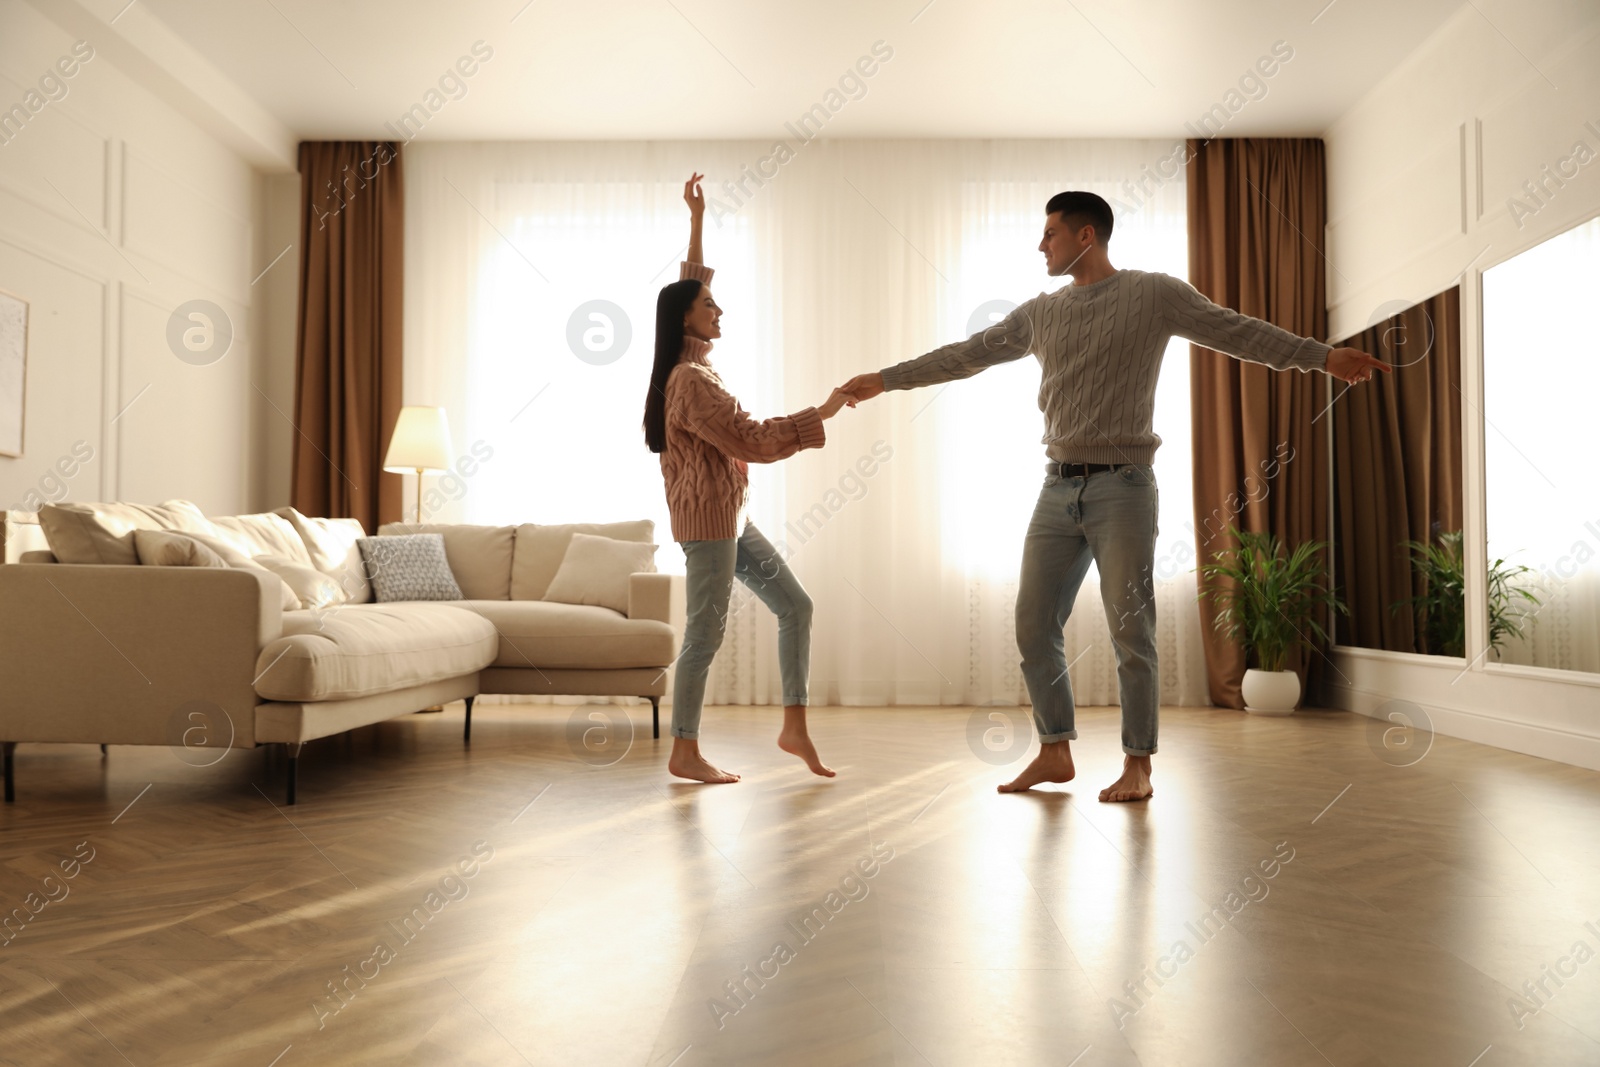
[1099,755,1153,802]
[667,738,740,784]
[777,705,835,777]
[998,740,1076,792]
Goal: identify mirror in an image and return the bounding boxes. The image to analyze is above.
[1331,288,1465,657]
[1481,213,1600,676]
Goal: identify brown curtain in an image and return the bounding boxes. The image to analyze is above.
[291,141,405,532]
[1186,138,1332,708]
[1332,288,1463,653]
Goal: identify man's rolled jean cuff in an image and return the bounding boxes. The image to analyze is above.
[1038,729,1078,743]
[1123,745,1157,757]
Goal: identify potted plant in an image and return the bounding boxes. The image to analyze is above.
[1486,549,1543,656]
[1392,529,1467,657]
[1390,529,1543,658]
[1197,525,1348,715]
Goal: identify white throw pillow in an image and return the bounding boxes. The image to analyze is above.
[541,532,657,615]
[133,528,229,568]
[40,499,215,565]
[210,512,314,564]
[133,530,300,610]
[253,554,345,610]
[180,529,258,569]
[276,507,372,603]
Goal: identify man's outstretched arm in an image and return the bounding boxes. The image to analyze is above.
[1323,346,1389,384]
[1160,275,1391,385]
[839,298,1039,403]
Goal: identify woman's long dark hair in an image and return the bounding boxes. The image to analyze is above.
[643,278,705,454]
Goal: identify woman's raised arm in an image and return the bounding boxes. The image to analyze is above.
[685,172,705,265]
[680,172,713,284]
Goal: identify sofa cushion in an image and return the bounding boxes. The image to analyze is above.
[38,499,214,565]
[254,554,345,610]
[211,512,313,564]
[132,530,300,611]
[377,522,514,600]
[253,603,496,703]
[542,533,658,615]
[446,599,674,671]
[510,520,655,601]
[1,510,49,564]
[276,507,372,604]
[133,527,228,568]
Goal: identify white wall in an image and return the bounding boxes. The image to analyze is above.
[0,0,298,519]
[1321,1,1600,768]
[249,169,299,511]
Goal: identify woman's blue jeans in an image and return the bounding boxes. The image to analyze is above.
[671,522,813,740]
[1015,463,1160,756]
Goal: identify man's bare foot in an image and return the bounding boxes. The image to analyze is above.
[778,706,835,777]
[998,741,1076,793]
[667,739,740,784]
[1099,755,1153,802]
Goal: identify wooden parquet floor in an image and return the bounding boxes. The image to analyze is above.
[2,702,1599,1066]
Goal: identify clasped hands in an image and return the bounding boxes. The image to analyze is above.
[818,372,885,419]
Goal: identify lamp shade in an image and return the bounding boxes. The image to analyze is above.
[383,406,452,474]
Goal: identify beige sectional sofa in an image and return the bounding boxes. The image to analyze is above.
[0,504,675,804]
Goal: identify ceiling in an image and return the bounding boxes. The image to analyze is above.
[125,0,1467,142]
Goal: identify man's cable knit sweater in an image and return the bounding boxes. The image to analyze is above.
[879,268,1330,466]
[658,261,825,542]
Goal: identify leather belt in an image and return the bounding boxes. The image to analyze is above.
[1050,461,1125,479]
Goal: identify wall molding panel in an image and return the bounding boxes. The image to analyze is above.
[1324,4,1600,771]
[0,0,282,518]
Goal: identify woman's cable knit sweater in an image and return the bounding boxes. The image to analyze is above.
[658,261,825,542]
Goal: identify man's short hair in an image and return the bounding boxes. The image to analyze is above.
[1045,191,1114,245]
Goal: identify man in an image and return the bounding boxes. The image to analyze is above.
[838,191,1388,802]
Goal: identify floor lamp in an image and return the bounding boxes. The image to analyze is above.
[383,406,452,524]
[383,406,452,711]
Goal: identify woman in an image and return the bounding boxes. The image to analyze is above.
[644,173,853,784]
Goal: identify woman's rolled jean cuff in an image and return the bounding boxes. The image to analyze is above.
[671,727,699,740]
[1123,745,1157,757]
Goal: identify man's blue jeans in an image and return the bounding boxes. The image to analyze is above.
[1015,463,1160,756]
[671,522,813,740]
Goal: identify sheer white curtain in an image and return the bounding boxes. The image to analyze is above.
[1482,215,1600,675]
[405,139,1212,708]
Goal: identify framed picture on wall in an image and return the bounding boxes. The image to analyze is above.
[0,288,26,458]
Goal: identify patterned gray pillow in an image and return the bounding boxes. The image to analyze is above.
[358,534,463,602]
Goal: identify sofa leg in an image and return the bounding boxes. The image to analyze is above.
[650,696,660,740]
[3,742,14,803]
[100,744,108,756]
[463,696,476,744]
[285,742,303,805]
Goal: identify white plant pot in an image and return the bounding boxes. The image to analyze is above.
[1241,668,1301,715]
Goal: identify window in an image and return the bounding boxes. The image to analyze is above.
[939,183,1194,584]
[459,183,763,572]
